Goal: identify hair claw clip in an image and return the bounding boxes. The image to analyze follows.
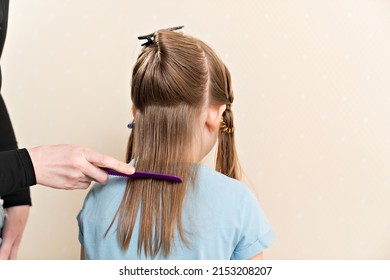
[138,32,154,46]
[138,26,184,46]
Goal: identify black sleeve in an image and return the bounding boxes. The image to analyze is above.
[2,187,31,208]
[0,0,34,205]
[0,0,9,60]
[0,95,33,205]
[0,95,33,206]
[0,149,36,197]
[0,148,33,208]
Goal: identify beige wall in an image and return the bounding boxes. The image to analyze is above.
[2,0,389,259]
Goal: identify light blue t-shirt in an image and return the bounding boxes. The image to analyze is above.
[77,164,275,259]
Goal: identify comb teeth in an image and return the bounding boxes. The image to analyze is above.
[100,167,182,183]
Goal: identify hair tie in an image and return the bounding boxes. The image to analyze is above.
[138,26,184,47]
[127,121,135,129]
[220,119,234,134]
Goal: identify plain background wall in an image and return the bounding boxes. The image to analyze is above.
[1,0,390,259]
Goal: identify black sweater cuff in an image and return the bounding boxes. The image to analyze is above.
[0,148,36,197]
[17,148,36,187]
[2,187,32,208]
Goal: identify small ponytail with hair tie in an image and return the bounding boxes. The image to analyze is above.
[220,119,234,134]
[216,102,241,179]
[220,104,234,134]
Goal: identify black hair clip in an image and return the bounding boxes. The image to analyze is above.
[138,26,184,47]
[138,33,154,47]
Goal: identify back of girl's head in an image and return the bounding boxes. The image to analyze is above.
[132,29,207,110]
[128,29,208,169]
[112,27,240,258]
[129,28,240,177]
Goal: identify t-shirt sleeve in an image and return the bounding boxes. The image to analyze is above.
[77,187,96,247]
[231,189,276,260]
[76,210,85,246]
[77,183,101,247]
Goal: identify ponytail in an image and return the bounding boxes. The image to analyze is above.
[215,66,241,180]
[216,106,241,180]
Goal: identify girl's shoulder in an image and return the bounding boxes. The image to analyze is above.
[84,177,127,206]
[197,164,249,188]
[85,164,257,209]
[195,164,257,204]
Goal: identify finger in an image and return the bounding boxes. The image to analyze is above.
[78,175,94,187]
[74,181,93,190]
[84,150,135,174]
[79,163,109,184]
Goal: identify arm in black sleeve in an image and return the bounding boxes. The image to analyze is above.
[0,149,36,197]
[2,187,31,207]
[1,149,33,207]
[0,95,34,204]
[0,0,34,204]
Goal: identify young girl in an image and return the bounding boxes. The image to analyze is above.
[77,27,275,260]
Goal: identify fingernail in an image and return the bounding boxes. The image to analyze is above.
[128,166,135,174]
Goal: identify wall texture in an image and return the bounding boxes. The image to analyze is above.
[2,0,390,259]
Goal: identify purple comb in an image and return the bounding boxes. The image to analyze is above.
[100,167,182,183]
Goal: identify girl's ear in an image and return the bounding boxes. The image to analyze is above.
[205,104,226,132]
[131,104,137,118]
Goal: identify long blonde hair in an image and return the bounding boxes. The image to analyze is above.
[108,28,240,258]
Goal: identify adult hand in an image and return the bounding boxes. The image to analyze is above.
[28,144,134,190]
[0,205,29,260]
